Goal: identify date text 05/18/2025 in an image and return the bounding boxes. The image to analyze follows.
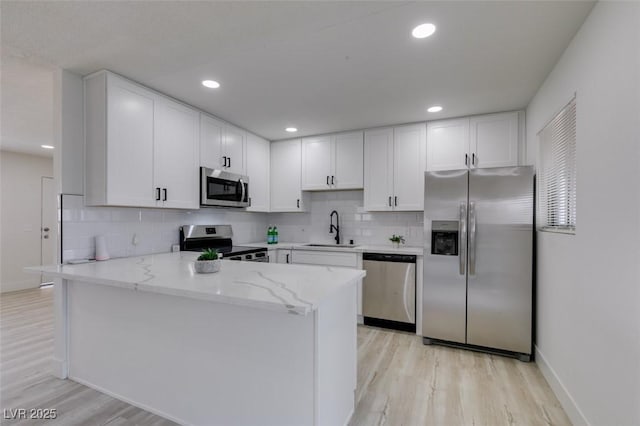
[3,408,58,420]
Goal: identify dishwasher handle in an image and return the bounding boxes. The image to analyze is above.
[362,253,417,263]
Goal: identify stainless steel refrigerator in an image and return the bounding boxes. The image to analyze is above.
[422,166,534,361]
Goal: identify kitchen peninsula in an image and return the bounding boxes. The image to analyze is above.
[29,252,365,426]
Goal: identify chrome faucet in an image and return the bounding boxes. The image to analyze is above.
[329,210,340,245]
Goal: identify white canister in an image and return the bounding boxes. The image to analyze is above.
[95,235,110,261]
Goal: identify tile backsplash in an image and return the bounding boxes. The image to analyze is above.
[61,191,424,261]
[61,195,269,261]
[268,191,424,247]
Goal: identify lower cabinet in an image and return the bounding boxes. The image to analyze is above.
[288,250,363,318]
[276,249,293,264]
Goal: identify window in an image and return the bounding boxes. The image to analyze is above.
[538,97,576,233]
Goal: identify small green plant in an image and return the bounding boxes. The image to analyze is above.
[389,235,405,245]
[197,248,219,261]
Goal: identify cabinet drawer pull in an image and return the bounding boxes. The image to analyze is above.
[156,187,161,201]
[327,176,330,185]
[223,156,227,167]
[472,153,476,166]
[228,157,231,168]
[331,175,335,185]
[388,196,392,207]
[395,196,398,206]
[286,253,290,264]
[163,188,167,201]
[297,199,300,208]
[465,154,468,166]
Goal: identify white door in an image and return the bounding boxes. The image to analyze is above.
[246,133,270,212]
[106,78,155,207]
[40,177,55,285]
[333,131,363,189]
[469,111,519,169]
[301,135,332,190]
[270,139,303,212]
[154,100,199,209]
[393,123,426,211]
[363,128,394,211]
[200,114,225,170]
[224,125,246,175]
[426,118,470,171]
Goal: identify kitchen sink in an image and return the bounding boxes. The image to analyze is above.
[304,243,359,248]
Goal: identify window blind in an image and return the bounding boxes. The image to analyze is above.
[538,97,576,232]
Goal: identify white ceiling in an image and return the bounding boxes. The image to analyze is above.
[1,1,594,149]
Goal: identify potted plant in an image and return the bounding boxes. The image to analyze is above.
[389,234,405,248]
[194,248,221,273]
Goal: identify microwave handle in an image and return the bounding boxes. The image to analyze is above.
[239,178,246,203]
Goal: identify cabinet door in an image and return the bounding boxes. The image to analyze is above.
[154,100,199,209]
[301,135,332,190]
[200,114,224,170]
[224,125,246,175]
[469,111,519,168]
[364,128,394,211]
[276,249,292,264]
[426,118,470,171]
[246,133,270,212]
[105,77,156,207]
[334,131,364,189]
[393,123,426,211]
[270,139,304,212]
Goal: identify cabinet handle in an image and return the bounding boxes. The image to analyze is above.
[297,199,300,209]
[286,253,290,264]
[228,157,231,168]
[223,156,227,167]
[327,176,330,185]
[163,188,167,201]
[394,196,398,206]
[472,153,476,166]
[155,187,161,201]
[388,196,392,207]
[331,175,335,185]
[465,154,469,166]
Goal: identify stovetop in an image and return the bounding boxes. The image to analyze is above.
[184,245,266,257]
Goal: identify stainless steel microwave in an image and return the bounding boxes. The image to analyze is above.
[200,167,250,208]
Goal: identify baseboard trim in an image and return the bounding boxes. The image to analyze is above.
[69,375,188,425]
[51,357,68,379]
[535,345,591,426]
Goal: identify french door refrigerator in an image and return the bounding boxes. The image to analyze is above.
[422,166,534,361]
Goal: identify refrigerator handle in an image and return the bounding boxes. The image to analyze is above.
[469,201,477,276]
[459,202,467,275]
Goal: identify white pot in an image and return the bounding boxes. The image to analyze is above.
[194,259,221,274]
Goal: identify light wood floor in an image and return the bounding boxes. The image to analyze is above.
[1,288,570,426]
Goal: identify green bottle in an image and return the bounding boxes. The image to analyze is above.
[273,226,279,244]
[267,226,273,244]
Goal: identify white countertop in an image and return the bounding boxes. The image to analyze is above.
[27,252,365,316]
[247,242,424,256]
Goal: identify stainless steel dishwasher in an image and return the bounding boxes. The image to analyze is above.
[362,253,417,332]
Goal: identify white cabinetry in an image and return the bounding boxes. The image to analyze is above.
[364,124,426,211]
[270,139,308,212]
[246,133,270,212]
[85,71,199,209]
[200,114,246,175]
[277,249,293,264]
[301,131,363,190]
[426,111,519,171]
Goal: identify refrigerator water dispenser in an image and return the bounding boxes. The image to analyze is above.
[431,220,459,256]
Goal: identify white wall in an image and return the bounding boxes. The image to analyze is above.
[0,150,54,292]
[526,3,640,425]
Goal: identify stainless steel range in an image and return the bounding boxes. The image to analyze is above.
[179,225,268,262]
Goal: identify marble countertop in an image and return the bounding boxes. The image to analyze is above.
[247,242,424,256]
[27,252,365,316]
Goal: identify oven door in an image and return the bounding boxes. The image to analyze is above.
[200,168,250,208]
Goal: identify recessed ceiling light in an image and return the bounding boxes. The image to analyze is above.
[285,127,298,133]
[202,80,220,89]
[41,145,54,149]
[427,105,443,113]
[412,23,436,39]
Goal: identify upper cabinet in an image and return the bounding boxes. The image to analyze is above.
[426,111,520,171]
[364,123,426,211]
[200,114,246,175]
[270,139,308,212]
[85,71,199,209]
[300,131,363,190]
[245,133,270,212]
